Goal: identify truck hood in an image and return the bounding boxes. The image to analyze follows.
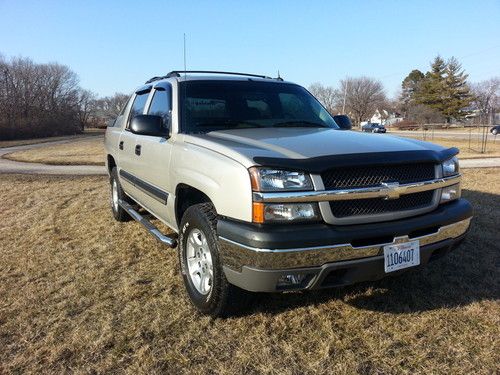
[184,127,446,168]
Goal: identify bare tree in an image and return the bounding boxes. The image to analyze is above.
[338,77,387,126]
[92,93,130,126]
[77,89,97,130]
[308,82,339,114]
[407,103,444,124]
[471,78,499,124]
[0,56,87,140]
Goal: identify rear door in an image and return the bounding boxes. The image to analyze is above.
[130,82,175,225]
[117,87,152,198]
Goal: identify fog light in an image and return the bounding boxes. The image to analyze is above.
[440,183,461,203]
[277,273,308,288]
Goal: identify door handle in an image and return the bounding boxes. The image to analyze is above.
[135,144,141,156]
[119,141,124,150]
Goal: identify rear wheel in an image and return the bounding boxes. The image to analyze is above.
[492,129,498,135]
[178,203,243,317]
[110,167,132,222]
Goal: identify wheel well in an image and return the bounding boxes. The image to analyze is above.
[107,155,116,175]
[175,184,212,226]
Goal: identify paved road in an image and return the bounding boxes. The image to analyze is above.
[0,137,107,175]
[388,130,498,141]
[0,136,498,175]
[460,158,500,169]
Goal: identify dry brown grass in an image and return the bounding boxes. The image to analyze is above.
[3,137,105,166]
[0,170,499,374]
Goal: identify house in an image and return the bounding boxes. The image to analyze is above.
[368,109,404,126]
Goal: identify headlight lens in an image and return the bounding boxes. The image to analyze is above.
[252,202,321,223]
[442,156,459,177]
[249,167,313,192]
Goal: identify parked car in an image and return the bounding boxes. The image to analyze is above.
[362,123,387,133]
[105,71,472,316]
[490,125,500,135]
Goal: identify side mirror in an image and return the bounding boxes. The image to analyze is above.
[130,115,167,137]
[333,115,353,130]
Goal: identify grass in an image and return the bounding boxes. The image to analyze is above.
[0,129,104,148]
[0,169,499,374]
[3,137,105,166]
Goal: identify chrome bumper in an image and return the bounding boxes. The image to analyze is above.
[219,218,471,271]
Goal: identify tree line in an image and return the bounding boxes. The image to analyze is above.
[310,55,499,126]
[0,55,129,140]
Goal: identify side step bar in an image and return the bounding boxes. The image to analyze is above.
[118,199,177,248]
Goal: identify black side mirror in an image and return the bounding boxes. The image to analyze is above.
[130,115,167,137]
[333,115,353,130]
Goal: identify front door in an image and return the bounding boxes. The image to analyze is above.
[131,83,175,226]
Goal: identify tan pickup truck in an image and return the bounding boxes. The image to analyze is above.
[105,71,472,317]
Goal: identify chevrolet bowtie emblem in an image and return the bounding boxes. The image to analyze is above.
[381,182,401,200]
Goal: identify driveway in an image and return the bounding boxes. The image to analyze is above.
[0,137,107,175]
[0,137,498,175]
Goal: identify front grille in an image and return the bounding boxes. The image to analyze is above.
[329,190,435,218]
[321,163,436,190]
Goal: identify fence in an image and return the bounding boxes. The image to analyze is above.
[388,124,498,155]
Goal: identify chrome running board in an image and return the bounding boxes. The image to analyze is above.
[118,199,177,248]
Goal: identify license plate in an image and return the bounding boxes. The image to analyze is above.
[383,240,420,273]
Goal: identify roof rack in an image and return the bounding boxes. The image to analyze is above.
[145,70,279,84]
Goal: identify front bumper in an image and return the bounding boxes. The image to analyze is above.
[217,199,472,292]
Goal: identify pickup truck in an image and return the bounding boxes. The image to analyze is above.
[105,71,472,317]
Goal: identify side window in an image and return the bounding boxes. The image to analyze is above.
[111,95,133,128]
[126,92,150,128]
[148,88,172,131]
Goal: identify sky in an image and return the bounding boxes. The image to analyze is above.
[0,0,499,98]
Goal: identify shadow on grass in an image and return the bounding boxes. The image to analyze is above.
[230,189,500,317]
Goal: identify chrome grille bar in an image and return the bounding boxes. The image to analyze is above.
[252,174,461,203]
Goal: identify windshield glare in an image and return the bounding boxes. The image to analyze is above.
[180,80,338,133]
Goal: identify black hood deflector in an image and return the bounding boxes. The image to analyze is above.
[253,147,459,173]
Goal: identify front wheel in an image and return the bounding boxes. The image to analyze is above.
[492,129,498,136]
[178,203,243,317]
[109,167,132,222]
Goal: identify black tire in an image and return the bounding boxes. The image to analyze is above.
[110,167,132,222]
[178,203,244,317]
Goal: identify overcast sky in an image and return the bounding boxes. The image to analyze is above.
[1,0,499,98]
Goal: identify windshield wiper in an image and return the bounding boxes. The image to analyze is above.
[194,120,265,128]
[273,120,331,128]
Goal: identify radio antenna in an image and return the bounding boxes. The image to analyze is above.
[183,33,187,75]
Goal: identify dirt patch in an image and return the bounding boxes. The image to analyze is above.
[0,170,499,374]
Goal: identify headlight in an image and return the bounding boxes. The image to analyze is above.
[249,167,313,192]
[252,202,321,223]
[442,156,459,177]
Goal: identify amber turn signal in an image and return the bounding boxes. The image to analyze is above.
[252,202,264,223]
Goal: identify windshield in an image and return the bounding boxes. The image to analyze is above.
[179,80,339,133]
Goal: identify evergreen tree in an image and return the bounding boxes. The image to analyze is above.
[443,57,472,121]
[400,69,424,115]
[415,56,447,114]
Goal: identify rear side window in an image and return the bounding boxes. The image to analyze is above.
[127,92,150,128]
[148,88,172,131]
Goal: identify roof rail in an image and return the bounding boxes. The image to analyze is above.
[166,70,275,79]
[145,71,281,84]
[144,75,169,84]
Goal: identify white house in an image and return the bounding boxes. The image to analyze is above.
[366,109,403,126]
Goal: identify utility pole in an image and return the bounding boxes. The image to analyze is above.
[342,81,348,114]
